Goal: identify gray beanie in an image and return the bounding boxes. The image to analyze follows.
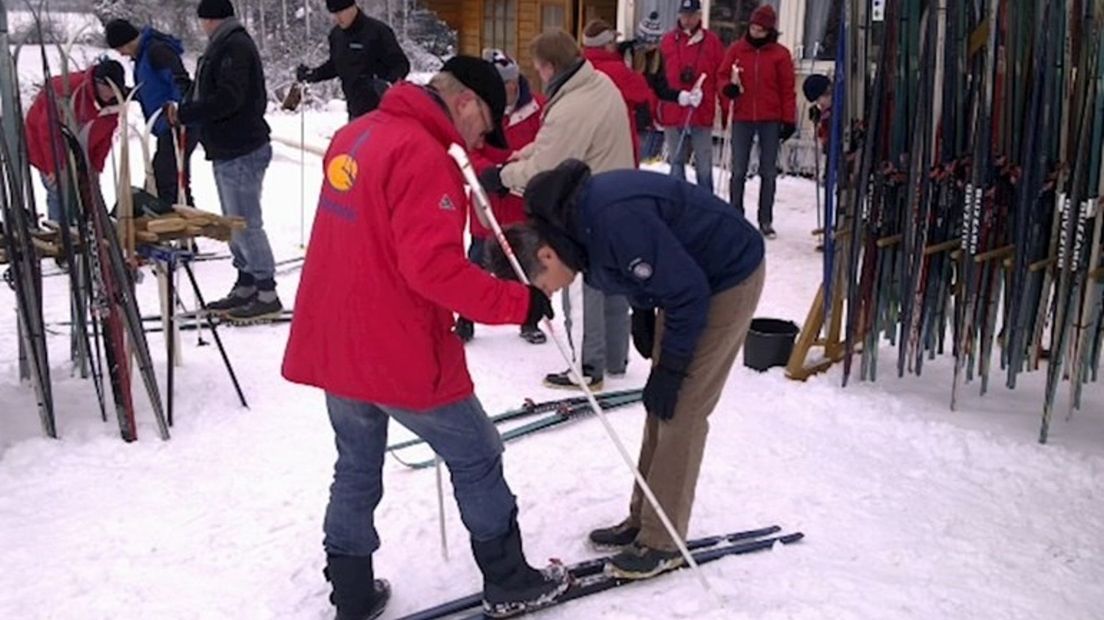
[482,48,519,83]
[637,11,663,44]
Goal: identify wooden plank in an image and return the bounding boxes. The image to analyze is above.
[1091,266,1104,282]
[1029,256,1056,272]
[876,233,903,248]
[973,244,1014,263]
[786,285,826,380]
[923,238,961,256]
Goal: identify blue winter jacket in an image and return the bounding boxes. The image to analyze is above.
[134,28,187,137]
[571,170,764,360]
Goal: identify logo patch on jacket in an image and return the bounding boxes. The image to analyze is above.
[326,154,358,192]
[629,258,653,280]
[439,195,456,211]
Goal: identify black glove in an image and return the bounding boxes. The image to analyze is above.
[295,64,313,83]
[808,105,822,124]
[722,83,743,99]
[524,285,554,328]
[643,352,691,422]
[478,165,509,197]
[631,308,656,359]
[780,122,796,143]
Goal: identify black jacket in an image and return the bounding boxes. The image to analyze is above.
[179,19,270,161]
[308,10,410,118]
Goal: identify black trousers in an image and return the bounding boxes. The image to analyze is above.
[152,128,200,206]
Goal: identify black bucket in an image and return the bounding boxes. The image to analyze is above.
[743,318,800,372]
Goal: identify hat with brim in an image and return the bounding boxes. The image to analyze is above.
[442,56,508,149]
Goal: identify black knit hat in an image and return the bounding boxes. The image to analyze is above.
[104,19,140,49]
[326,0,356,12]
[93,58,127,97]
[441,55,508,149]
[197,0,235,19]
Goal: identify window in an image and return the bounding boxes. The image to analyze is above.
[483,0,518,58]
[540,1,568,32]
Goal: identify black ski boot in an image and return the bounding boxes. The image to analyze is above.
[605,542,684,580]
[472,515,570,618]
[587,519,640,550]
[519,324,546,344]
[543,365,603,391]
[206,271,255,314]
[759,223,777,239]
[324,554,390,620]
[227,278,283,323]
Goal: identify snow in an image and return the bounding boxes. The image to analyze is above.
[3,49,1104,620]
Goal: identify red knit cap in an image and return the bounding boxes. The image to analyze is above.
[750,5,777,30]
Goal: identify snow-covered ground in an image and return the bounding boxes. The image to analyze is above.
[3,57,1104,619]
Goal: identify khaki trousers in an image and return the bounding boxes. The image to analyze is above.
[629,261,765,550]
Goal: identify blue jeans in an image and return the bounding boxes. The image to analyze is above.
[664,126,714,194]
[323,393,518,557]
[41,173,62,223]
[730,121,781,225]
[212,143,276,281]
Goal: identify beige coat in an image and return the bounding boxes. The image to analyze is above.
[500,60,635,190]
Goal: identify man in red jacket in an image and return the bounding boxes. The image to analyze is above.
[281,56,565,620]
[455,49,546,345]
[657,0,724,194]
[25,59,124,223]
[718,4,796,238]
[581,19,653,165]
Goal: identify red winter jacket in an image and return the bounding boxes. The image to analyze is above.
[469,79,544,239]
[282,83,532,410]
[655,27,725,128]
[583,47,653,163]
[26,67,118,175]
[718,37,796,125]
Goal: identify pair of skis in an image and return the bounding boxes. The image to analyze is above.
[397,524,804,619]
[387,389,644,470]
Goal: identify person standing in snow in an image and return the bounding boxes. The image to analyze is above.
[581,19,653,166]
[167,0,281,322]
[623,11,681,162]
[484,159,765,579]
[478,29,635,391]
[657,0,724,194]
[295,0,410,120]
[282,57,567,619]
[455,49,547,345]
[105,18,199,206]
[719,4,797,239]
[24,59,124,223]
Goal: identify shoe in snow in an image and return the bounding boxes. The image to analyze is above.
[543,366,603,391]
[206,274,256,314]
[588,519,640,550]
[227,291,283,324]
[605,542,684,580]
[483,562,570,618]
[455,317,474,342]
[519,325,546,344]
[325,554,390,620]
[759,223,777,239]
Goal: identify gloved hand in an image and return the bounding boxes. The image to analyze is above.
[295,64,313,83]
[780,122,796,142]
[643,352,691,421]
[722,83,743,99]
[808,105,822,123]
[678,89,703,108]
[631,308,656,359]
[162,102,179,127]
[478,165,509,197]
[524,285,554,328]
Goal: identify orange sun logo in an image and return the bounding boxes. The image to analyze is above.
[327,154,358,192]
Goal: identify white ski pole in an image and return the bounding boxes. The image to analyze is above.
[435,455,449,561]
[447,144,722,606]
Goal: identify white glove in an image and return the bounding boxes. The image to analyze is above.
[679,89,704,108]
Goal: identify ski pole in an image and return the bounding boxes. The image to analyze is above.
[671,74,707,175]
[435,456,449,561]
[299,82,307,249]
[447,144,722,606]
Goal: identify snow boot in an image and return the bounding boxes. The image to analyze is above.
[471,515,570,618]
[519,324,546,344]
[759,223,777,239]
[227,279,283,323]
[543,365,603,391]
[587,519,640,550]
[324,554,390,620]
[206,271,256,314]
[605,542,684,580]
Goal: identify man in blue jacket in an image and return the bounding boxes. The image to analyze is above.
[484,159,765,580]
[106,18,198,205]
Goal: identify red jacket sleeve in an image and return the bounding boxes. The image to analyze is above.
[25,90,51,174]
[87,117,119,174]
[778,50,797,125]
[618,65,654,108]
[389,146,530,325]
[717,44,738,120]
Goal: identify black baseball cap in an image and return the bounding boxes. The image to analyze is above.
[441,55,508,149]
